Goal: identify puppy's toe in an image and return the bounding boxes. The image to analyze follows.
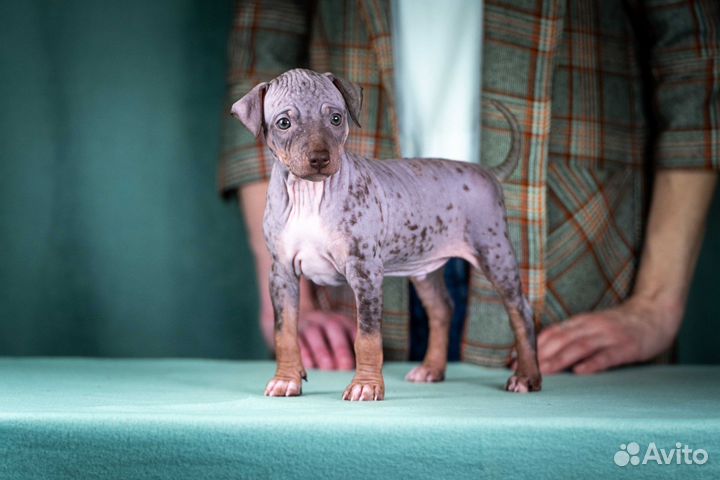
[505,374,541,393]
[265,376,302,397]
[405,364,445,383]
[342,379,384,401]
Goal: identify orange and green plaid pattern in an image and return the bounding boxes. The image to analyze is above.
[220,0,720,366]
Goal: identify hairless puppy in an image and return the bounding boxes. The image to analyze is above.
[232,68,541,401]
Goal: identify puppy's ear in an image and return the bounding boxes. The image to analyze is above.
[324,72,363,127]
[231,82,268,138]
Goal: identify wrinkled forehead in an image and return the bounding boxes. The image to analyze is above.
[264,70,344,117]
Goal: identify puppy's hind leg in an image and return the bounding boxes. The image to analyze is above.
[475,233,542,393]
[406,267,453,383]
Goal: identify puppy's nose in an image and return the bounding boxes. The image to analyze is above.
[308,150,330,170]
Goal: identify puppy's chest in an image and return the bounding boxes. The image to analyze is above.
[277,186,345,286]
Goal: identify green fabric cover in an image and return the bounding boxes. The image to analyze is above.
[1,359,717,479]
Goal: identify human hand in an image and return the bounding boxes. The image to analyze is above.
[296,309,356,371]
[537,295,683,375]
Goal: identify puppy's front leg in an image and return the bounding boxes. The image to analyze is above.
[264,261,306,397]
[343,259,385,401]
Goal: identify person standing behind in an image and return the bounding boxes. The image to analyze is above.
[219,0,718,374]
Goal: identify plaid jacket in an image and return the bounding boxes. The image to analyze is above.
[220,0,720,366]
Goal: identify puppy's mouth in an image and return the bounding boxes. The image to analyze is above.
[300,172,332,182]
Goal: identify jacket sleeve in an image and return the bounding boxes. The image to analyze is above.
[642,0,720,170]
[218,0,312,197]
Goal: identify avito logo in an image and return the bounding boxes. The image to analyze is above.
[614,442,708,467]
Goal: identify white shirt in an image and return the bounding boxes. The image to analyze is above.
[391,0,483,163]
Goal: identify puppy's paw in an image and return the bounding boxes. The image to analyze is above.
[342,379,385,401]
[405,364,446,383]
[505,374,542,393]
[264,373,305,397]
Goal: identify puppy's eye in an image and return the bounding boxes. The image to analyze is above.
[330,113,342,126]
[276,117,291,130]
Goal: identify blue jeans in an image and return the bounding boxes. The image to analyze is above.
[409,258,469,362]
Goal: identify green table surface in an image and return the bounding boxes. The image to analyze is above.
[0,358,718,479]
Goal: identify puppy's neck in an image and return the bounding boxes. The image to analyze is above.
[284,173,326,215]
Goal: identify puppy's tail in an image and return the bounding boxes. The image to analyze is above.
[487,100,521,183]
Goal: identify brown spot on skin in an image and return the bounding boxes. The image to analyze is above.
[463,184,469,191]
[353,263,370,284]
[396,192,402,199]
[349,237,366,261]
[446,203,453,210]
[434,216,448,234]
[455,167,463,174]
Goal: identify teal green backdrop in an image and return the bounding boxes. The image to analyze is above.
[0,1,717,362]
[0,0,267,359]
